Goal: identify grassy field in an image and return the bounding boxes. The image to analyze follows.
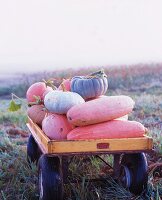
[0,64,162,199]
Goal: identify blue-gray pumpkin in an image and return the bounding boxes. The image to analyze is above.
[44,90,85,114]
[71,69,108,100]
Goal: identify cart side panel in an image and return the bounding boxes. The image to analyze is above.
[27,117,153,154]
[49,137,153,154]
[27,118,50,154]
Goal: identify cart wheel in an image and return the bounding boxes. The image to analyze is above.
[27,135,41,164]
[38,155,63,200]
[118,153,148,195]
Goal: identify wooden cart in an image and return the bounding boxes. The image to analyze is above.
[26,117,153,200]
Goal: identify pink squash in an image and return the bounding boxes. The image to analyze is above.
[27,105,47,126]
[58,79,71,91]
[42,113,73,140]
[26,82,53,103]
[67,120,146,140]
[67,95,135,126]
[71,114,128,129]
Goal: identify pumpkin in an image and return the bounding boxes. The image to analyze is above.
[43,86,53,100]
[44,90,85,114]
[67,120,146,140]
[71,69,108,100]
[42,113,72,140]
[58,79,71,91]
[27,104,47,126]
[26,82,53,103]
[67,95,135,126]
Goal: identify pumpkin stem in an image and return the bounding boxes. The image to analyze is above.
[42,79,57,90]
[28,95,43,106]
[61,83,67,92]
[87,69,107,79]
[11,93,26,103]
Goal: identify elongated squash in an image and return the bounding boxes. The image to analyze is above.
[67,95,135,126]
[67,120,146,140]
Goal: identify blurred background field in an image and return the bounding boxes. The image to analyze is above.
[0,64,162,199]
[0,63,162,98]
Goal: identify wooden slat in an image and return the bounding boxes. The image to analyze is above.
[27,117,153,154]
[147,136,154,150]
[49,137,153,154]
[26,124,47,154]
[27,118,50,154]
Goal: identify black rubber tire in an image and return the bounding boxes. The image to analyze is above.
[27,134,41,164]
[38,155,63,200]
[120,153,148,195]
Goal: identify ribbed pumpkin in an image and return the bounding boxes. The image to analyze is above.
[27,104,47,126]
[42,113,72,140]
[44,90,85,114]
[67,95,135,126]
[26,82,53,103]
[67,120,146,140]
[58,79,71,91]
[71,69,108,100]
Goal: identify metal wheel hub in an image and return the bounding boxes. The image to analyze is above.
[119,165,132,188]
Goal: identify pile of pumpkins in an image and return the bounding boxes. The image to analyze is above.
[27,69,147,141]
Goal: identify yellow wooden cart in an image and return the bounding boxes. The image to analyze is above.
[26,117,153,200]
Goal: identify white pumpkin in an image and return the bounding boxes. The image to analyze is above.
[44,90,85,114]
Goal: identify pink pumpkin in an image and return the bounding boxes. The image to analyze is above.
[42,86,53,100]
[67,95,135,126]
[58,79,71,91]
[67,120,146,140]
[26,82,53,103]
[42,113,72,140]
[27,104,47,126]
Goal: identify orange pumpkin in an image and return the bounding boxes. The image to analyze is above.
[67,120,146,140]
[27,105,47,126]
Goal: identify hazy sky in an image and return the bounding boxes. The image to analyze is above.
[0,0,162,73]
